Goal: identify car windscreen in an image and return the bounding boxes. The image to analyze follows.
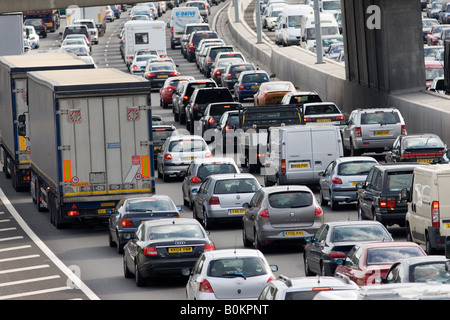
[242,109,301,127]
[213,178,260,194]
[304,104,340,115]
[207,257,269,278]
[360,111,400,125]
[337,161,376,176]
[153,129,176,141]
[168,139,206,152]
[366,247,424,266]
[147,224,204,240]
[331,225,390,242]
[268,191,313,208]
[126,198,176,212]
[197,163,237,180]
[387,171,414,192]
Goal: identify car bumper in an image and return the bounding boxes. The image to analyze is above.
[204,205,246,220]
[354,138,396,151]
[331,189,358,202]
[162,163,190,176]
[138,257,199,278]
[374,207,407,225]
[256,221,323,244]
[148,79,166,88]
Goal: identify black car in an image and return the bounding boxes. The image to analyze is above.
[152,125,179,164]
[221,62,257,90]
[123,218,215,286]
[180,23,211,57]
[357,163,428,227]
[108,195,181,253]
[303,221,393,276]
[144,62,179,89]
[199,102,242,137]
[186,30,219,62]
[385,133,447,164]
[214,110,241,152]
[24,19,47,38]
[61,24,90,42]
[185,87,234,134]
[202,45,234,77]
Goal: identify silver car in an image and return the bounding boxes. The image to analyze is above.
[156,135,212,181]
[341,108,407,156]
[181,157,240,209]
[193,173,261,229]
[319,156,378,210]
[242,185,324,251]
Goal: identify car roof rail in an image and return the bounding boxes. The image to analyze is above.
[278,274,292,287]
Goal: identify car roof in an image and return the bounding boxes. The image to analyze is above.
[192,157,236,164]
[121,194,173,202]
[273,275,357,290]
[394,255,449,266]
[261,185,312,193]
[326,220,387,227]
[372,162,428,171]
[204,249,264,259]
[353,241,422,250]
[207,173,257,180]
[142,217,201,227]
[153,124,176,130]
[167,134,204,141]
[336,156,377,163]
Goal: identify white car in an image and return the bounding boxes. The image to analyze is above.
[61,38,91,53]
[23,25,39,49]
[130,54,158,74]
[185,249,278,300]
[61,44,90,56]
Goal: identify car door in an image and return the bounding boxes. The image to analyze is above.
[319,161,336,200]
[342,111,356,150]
[194,178,212,219]
[186,254,207,299]
[308,224,329,275]
[243,190,264,242]
[182,162,195,202]
[360,169,382,219]
[386,136,401,162]
[337,246,363,284]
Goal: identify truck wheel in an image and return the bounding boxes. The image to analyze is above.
[425,233,437,255]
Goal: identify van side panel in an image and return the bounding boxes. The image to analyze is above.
[438,174,450,237]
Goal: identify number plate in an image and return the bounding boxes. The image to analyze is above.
[154,145,162,150]
[417,158,433,163]
[182,156,195,161]
[291,163,309,168]
[374,130,390,136]
[316,118,331,122]
[251,85,260,89]
[446,223,450,229]
[283,230,304,237]
[229,208,246,214]
[158,75,169,78]
[98,209,113,214]
[168,247,193,253]
[352,181,364,186]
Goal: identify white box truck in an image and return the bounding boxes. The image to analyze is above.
[66,6,107,38]
[0,13,24,56]
[27,68,154,228]
[169,6,202,49]
[0,53,95,191]
[300,12,340,51]
[123,20,167,68]
[263,125,343,186]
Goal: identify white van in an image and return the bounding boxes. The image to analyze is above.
[263,125,343,186]
[300,12,340,51]
[169,7,202,49]
[405,164,450,254]
[123,20,167,68]
[277,4,314,46]
[263,3,287,31]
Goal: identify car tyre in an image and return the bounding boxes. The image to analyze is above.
[123,254,133,278]
[242,225,252,248]
[304,256,314,276]
[135,261,146,287]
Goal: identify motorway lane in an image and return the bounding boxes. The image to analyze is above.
[0,2,407,300]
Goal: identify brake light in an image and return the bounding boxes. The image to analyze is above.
[199,279,214,293]
[193,103,199,111]
[171,26,173,37]
[164,153,172,160]
[355,127,362,137]
[215,70,221,76]
[227,73,231,79]
[259,209,269,218]
[432,201,440,227]
[191,176,202,184]
[170,72,178,76]
[68,210,79,217]
[208,117,215,124]
[121,218,133,227]
[132,65,138,70]
[146,73,155,78]
[209,196,220,205]
[401,125,406,135]
[189,42,194,51]
[183,95,189,101]
[281,159,286,173]
[328,251,347,258]
[239,84,245,90]
[203,243,215,251]
[224,125,233,131]
[315,206,323,216]
[312,287,332,291]
[144,246,158,256]
[205,151,212,158]
[267,275,276,282]
[331,177,342,184]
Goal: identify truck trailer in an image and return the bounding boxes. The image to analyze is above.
[26,68,154,228]
[0,53,95,191]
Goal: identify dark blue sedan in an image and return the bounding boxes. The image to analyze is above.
[233,70,270,102]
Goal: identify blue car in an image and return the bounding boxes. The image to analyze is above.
[233,70,270,102]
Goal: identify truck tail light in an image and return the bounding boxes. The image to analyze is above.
[281,159,286,173]
[432,201,440,227]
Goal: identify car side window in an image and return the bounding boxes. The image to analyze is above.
[259,285,277,300]
[371,171,382,191]
[385,264,402,283]
[192,254,206,276]
[392,137,400,151]
[250,190,263,207]
[324,161,335,176]
[316,224,329,243]
[347,112,356,126]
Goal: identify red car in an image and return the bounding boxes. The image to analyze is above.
[159,76,194,108]
[334,241,426,287]
[426,25,450,46]
[425,60,444,89]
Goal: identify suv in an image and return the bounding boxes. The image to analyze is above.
[24,19,47,38]
[72,19,99,44]
[341,108,407,156]
[173,79,217,124]
[61,24,90,43]
[357,163,427,228]
[185,87,234,134]
[221,62,257,90]
[186,30,219,62]
[202,45,234,77]
[181,23,211,58]
[199,102,242,136]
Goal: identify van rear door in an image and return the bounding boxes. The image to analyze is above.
[311,127,341,181]
[285,129,314,182]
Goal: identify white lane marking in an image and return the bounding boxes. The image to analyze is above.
[0,286,72,300]
[0,254,40,263]
[0,264,50,275]
[0,275,60,288]
[0,236,23,242]
[0,245,31,253]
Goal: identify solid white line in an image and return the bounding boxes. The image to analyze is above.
[0,219,11,223]
[0,245,31,252]
[0,254,40,263]
[0,188,100,300]
[0,236,23,242]
[0,275,60,287]
[0,286,72,300]
[0,227,16,232]
[0,264,49,275]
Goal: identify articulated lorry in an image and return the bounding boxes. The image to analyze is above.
[0,53,95,191]
[26,68,154,228]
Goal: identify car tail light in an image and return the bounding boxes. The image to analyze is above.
[224,125,233,131]
[164,153,172,160]
[147,73,155,78]
[191,176,202,184]
[312,287,332,291]
[432,201,440,227]
[189,42,194,51]
[209,196,220,205]
[331,177,342,184]
[144,246,158,256]
[259,209,269,218]
[132,65,138,70]
[315,206,323,216]
[304,117,312,122]
[227,73,231,79]
[171,26,173,37]
[193,103,199,111]
[401,125,406,135]
[199,279,214,293]
[239,84,245,90]
[121,218,133,227]
[328,251,347,259]
[170,72,178,76]
[203,243,215,251]
[183,95,189,101]
[208,117,215,124]
[68,210,79,217]
[205,151,212,158]
[267,275,276,282]
[355,127,362,137]
[281,159,286,173]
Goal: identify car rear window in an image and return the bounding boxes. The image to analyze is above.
[210,104,240,116]
[387,171,413,192]
[332,225,390,242]
[197,163,237,180]
[186,82,216,95]
[288,95,322,104]
[214,178,260,194]
[242,73,270,83]
[360,111,400,125]
[196,90,233,103]
[413,263,450,282]
[147,224,204,240]
[304,104,340,115]
[337,161,376,176]
[366,247,424,265]
[153,128,176,141]
[268,191,313,208]
[127,198,176,212]
[209,47,233,59]
[230,64,255,74]
[185,25,211,34]
[169,139,206,152]
[264,83,292,91]
[403,137,444,150]
[208,257,268,278]
[193,32,218,44]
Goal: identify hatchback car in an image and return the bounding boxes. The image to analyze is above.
[123,218,215,286]
[182,157,240,209]
[211,58,245,84]
[253,81,296,105]
[108,195,181,253]
[157,135,212,181]
[302,102,345,126]
[130,54,158,74]
[202,45,234,77]
[319,156,378,210]
[152,125,179,165]
[61,39,90,53]
[24,19,47,38]
[385,133,447,164]
[159,76,195,108]
[334,241,426,286]
[61,24,90,43]
[303,221,393,276]
[187,30,219,62]
[341,108,406,156]
[221,62,257,90]
[242,185,324,251]
[23,25,40,49]
[193,173,261,229]
[233,70,271,102]
[214,110,241,152]
[258,274,358,300]
[144,62,179,89]
[185,249,278,300]
[199,102,242,136]
[280,91,322,105]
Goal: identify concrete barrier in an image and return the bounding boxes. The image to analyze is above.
[226,0,450,144]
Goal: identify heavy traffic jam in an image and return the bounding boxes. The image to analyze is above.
[2,0,450,301]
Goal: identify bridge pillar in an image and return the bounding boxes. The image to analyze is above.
[341,0,424,93]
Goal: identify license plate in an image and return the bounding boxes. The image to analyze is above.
[417,158,433,163]
[283,230,304,237]
[158,75,169,78]
[446,223,450,229]
[352,181,364,186]
[229,208,245,214]
[98,209,113,214]
[182,156,195,161]
[168,247,192,253]
[316,118,331,122]
[154,145,162,150]
[374,130,390,136]
[251,85,260,89]
[291,163,309,168]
